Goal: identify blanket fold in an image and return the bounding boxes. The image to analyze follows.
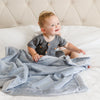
[0,47,90,96]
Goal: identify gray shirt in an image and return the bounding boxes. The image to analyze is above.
[27,34,67,56]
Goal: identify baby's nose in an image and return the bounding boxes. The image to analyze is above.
[55,25,58,28]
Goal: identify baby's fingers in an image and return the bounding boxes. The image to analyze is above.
[35,55,41,62]
[80,49,86,55]
[40,55,43,58]
[34,57,39,62]
[82,50,86,55]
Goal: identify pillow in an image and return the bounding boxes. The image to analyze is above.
[0,25,41,58]
[0,25,100,67]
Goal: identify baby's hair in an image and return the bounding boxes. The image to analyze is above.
[38,11,55,28]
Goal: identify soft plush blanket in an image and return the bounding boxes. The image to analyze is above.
[0,47,90,96]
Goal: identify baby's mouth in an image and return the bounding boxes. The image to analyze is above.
[55,29,59,32]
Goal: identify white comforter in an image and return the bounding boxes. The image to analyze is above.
[0,25,100,100]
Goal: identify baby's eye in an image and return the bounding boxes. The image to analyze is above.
[51,24,55,27]
[57,23,60,25]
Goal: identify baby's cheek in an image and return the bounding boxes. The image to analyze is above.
[51,28,55,32]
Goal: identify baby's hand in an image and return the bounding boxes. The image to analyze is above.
[79,49,86,55]
[32,54,43,62]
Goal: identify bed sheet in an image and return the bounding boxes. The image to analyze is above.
[0,25,100,100]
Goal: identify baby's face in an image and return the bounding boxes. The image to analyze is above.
[42,15,61,36]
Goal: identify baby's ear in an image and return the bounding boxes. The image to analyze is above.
[41,28,45,33]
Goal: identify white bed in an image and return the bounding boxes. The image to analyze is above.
[0,0,100,100]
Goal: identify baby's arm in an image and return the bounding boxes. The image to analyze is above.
[28,47,43,62]
[64,42,86,55]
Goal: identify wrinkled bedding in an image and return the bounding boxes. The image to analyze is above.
[0,47,90,96]
[0,25,100,100]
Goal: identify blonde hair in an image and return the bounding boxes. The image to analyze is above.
[38,11,55,28]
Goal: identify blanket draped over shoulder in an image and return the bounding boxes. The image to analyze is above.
[0,47,90,96]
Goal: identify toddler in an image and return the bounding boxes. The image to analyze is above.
[27,11,85,62]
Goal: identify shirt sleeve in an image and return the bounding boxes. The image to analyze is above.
[58,35,67,47]
[27,36,39,49]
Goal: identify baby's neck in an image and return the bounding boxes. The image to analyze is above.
[43,33,55,42]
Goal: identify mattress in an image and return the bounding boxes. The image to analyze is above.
[0,25,100,100]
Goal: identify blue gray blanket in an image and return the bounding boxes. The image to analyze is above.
[0,47,90,96]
